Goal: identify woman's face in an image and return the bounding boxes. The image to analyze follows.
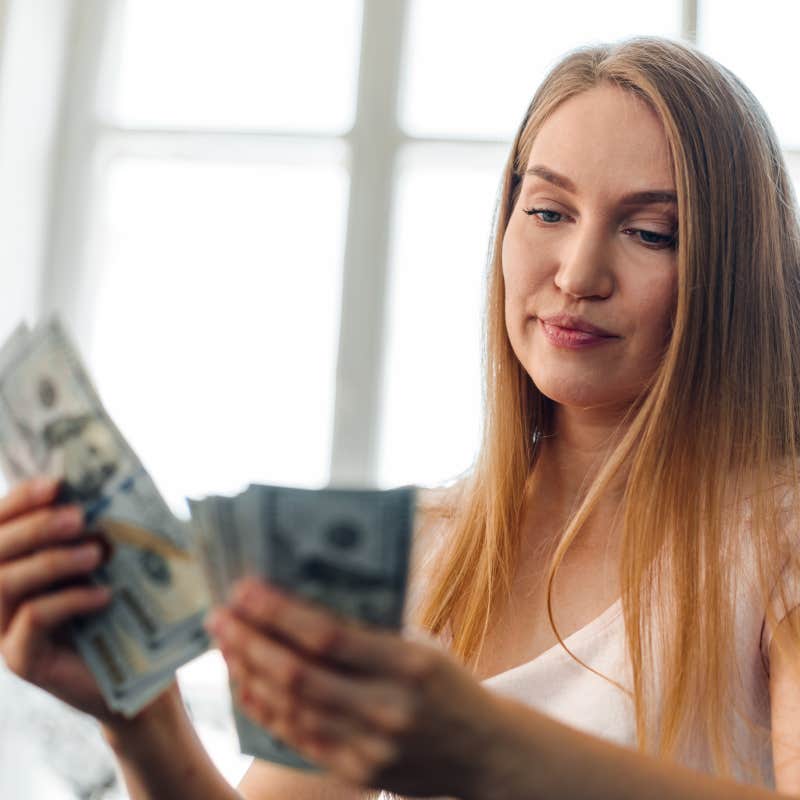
[502,83,678,411]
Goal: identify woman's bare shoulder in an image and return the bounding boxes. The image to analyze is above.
[413,480,466,548]
[402,480,467,629]
[415,482,462,513]
[735,459,800,544]
[418,476,469,513]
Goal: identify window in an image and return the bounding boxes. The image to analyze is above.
[3,1,799,797]
[380,0,682,487]
[698,0,800,188]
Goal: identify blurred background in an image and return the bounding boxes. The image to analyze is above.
[0,0,798,796]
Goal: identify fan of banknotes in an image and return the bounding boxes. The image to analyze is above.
[190,485,414,770]
[0,317,415,771]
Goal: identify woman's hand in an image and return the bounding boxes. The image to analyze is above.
[0,476,116,721]
[207,577,502,798]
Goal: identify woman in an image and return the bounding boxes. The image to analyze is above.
[1,35,799,799]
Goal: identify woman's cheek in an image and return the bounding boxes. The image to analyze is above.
[502,247,533,301]
[632,272,678,344]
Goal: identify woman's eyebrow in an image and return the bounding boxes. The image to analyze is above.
[525,164,577,192]
[618,190,677,206]
[525,164,677,206]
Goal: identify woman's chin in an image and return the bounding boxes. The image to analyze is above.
[531,378,635,412]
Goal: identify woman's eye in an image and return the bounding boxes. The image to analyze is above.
[521,208,677,250]
[523,207,562,223]
[627,228,677,249]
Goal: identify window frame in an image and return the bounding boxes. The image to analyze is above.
[41,0,762,493]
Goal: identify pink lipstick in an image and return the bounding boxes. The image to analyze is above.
[537,314,620,350]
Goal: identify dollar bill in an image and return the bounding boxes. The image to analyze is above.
[256,484,414,626]
[189,483,416,771]
[0,316,418,748]
[0,322,39,480]
[0,318,210,716]
[187,496,229,606]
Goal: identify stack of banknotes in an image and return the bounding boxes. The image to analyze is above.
[189,485,414,769]
[0,319,210,716]
[0,317,415,770]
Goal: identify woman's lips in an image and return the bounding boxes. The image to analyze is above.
[538,319,620,350]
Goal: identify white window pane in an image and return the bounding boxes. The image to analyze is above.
[699,0,800,148]
[400,0,681,140]
[87,155,348,511]
[378,145,507,488]
[106,0,362,133]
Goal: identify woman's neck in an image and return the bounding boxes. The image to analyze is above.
[528,403,631,549]
[544,404,628,488]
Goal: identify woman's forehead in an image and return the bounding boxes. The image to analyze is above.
[524,85,675,193]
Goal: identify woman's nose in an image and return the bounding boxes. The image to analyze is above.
[553,224,614,300]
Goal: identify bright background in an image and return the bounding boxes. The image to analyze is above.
[0,1,798,797]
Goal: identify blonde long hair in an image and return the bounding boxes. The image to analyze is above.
[418,37,800,783]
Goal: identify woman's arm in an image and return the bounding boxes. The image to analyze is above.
[103,681,369,800]
[102,684,242,800]
[479,695,790,800]
[0,478,362,800]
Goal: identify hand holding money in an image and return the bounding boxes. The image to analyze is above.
[0,476,118,722]
[205,576,496,799]
[0,317,418,776]
[190,483,416,770]
[0,319,210,718]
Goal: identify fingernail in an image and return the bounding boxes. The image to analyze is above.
[231,583,251,607]
[92,585,113,603]
[73,543,101,567]
[31,476,57,502]
[204,610,222,634]
[52,506,84,536]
